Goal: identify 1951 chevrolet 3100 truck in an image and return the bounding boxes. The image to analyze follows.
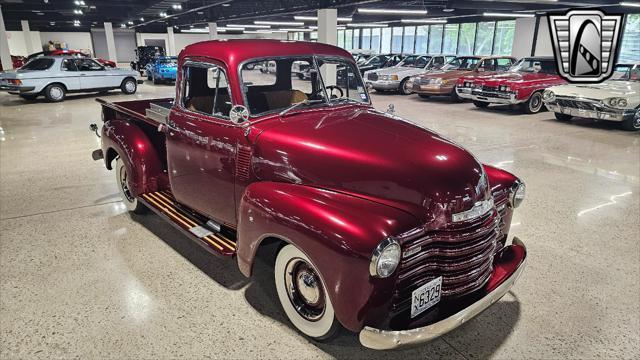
[91,39,527,350]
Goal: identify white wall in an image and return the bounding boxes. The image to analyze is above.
[6,31,41,56]
[512,18,536,58]
[39,32,93,54]
[534,16,553,56]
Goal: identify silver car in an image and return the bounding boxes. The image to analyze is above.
[0,56,141,102]
[364,55,454,95]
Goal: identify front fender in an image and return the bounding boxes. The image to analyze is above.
[101,119,163,197]
[236,182,418,332]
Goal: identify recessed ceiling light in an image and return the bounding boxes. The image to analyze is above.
[37,12,44,16]
[172,4,182,10]
[620,2,640,7]
[483,12,535,18]
[347,23,389,28]
[358,8,428,15]
[294,16,352,22]
[222,3,230,6]
[140,17,144,21]
[442,8,455,13]
[227,24,271,28]
[279,28,313,32]
[401,19,447,24]
[255,21,304,26]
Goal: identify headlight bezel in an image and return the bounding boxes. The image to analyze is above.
[369,237,401,278]
[542,90,555,101]
[510,180,526,208]
[604,97,629,109]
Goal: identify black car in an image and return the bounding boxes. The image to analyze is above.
[130,46,165,74]
[357,54,404,75]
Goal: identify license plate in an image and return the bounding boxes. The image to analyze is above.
[411,276,442,318]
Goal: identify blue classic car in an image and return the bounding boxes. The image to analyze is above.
[146,56,178,84]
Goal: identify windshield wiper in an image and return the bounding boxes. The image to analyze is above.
[279,99,326,117]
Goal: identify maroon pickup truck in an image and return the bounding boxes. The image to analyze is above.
[91,39,527,350]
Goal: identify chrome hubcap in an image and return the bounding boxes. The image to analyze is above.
[530,94,542,111]
[50,87,63,100]
[125,81,135,92]
[284,258,325,321]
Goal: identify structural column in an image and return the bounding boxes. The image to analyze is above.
[208,22,218,40]
[167,26,176,56]
[21,20,36,54]
[0,5,12,70]
[104,22,117,63]
[317,9,338,85]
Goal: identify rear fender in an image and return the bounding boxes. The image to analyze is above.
[101,119,163,196]
[236,181,417,332]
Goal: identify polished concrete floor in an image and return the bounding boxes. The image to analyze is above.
[1,83,638,359]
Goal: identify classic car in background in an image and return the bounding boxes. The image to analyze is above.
[364,54,455,95]
[357,53,404,75]
[543,63,640,131]
[0,56,141,102]
[411,55,516,102]
[130,46,165,74]
[0,55,26,71]
[351,49,377,65]
[457,57,567,114]
[91,39,527,350]
[145,56,178,84]
[27,50,117,68]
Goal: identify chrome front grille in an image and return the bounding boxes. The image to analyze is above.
[391,208,501,312]
[555,98,601,111]
[482,85,498,92]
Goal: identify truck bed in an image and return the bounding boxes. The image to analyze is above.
[96,97,174,126]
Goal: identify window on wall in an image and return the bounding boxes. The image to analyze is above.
[345,29,353,50]
[391,27,403,53]
[381,27,392,53]
[337,30,345,48]
[353,29,360,49]
[475,22,495,55]
[415,26,428,54]
[429,25,444,53]
[493,20,515,55]
[371,28,381,53]
[619,14,640,63]
[458,23,476,55]
[310,32,318,41]
[361,28,371,49]
[442,24,459,54]
[403,26,416,54]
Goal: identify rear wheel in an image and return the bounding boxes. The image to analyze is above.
[115,157,145,213]
[121,78,137,94]
[44,84,66,102]
[473,100,489,108]
[523,91,544,114]
[554,112,572,121]
[275,244,340,341]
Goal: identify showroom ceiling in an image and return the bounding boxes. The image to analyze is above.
[0,0,635,32]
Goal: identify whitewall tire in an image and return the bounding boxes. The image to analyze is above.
[274,244,339,340]
[115,157,145,213]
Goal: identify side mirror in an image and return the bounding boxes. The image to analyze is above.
[229,105,249,125]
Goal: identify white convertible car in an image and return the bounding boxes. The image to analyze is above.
[543,64,640,131]
[0,56,141,102]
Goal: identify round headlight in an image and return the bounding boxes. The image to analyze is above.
[543,90,555,101]
[608,98,618,107]
[617,98,628,107]
[510,181,526,208]
[370,238,401,278]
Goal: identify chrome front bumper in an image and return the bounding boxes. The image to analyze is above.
[545,103,634,122]
[460,89,522,105]
[366,80,401,90]
[359,237,527,350]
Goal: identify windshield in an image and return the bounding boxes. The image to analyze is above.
[240,56,369,116]
[611,65,640,81]
[398,56,431,68]
[441,57,480,70]
[364,55,390,66]
[510,58,558,74]
[20,58,55,71]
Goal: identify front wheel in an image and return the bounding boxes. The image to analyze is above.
[621,114,640,131]
[523,91,544,114]
[554,112,572,121]
[275,244,340,340]
[121,78,137,94]
[115,157,145,213]
[473,100,489,108]
[399,78,412,95]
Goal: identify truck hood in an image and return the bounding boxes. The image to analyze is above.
[253,107,490,224]
[549,80,640,100]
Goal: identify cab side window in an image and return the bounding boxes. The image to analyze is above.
[496,58,513,71]
[182,64,231,119]
[75,59,104,71]
[431,57,444,68]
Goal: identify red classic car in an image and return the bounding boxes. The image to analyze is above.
[0,55,26,71]
[91,39,527,349]
[27,50,117,68]
[456,57,567,114]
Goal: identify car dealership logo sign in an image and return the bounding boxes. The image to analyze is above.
[548,9,623,83]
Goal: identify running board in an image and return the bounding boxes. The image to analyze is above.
[139,191,236,257]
